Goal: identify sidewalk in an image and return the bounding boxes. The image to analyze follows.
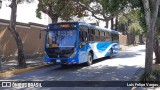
[120,44,139,51]
[0,57,44,73]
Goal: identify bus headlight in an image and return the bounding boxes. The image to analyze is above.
[44,51,49,57]
[70,49,77,58]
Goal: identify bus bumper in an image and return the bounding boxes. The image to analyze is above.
[44,57,78,65]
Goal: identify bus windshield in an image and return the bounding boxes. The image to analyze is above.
[46,30,77,50]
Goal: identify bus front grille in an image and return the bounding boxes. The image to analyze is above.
[47,54,70,58]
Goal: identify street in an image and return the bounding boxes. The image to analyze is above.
[1,45,145,90]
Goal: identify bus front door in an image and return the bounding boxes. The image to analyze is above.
[78,42,88,64]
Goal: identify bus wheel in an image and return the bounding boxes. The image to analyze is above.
[109,49,113,59]
[86,53,93,66]
[61,64,68,68]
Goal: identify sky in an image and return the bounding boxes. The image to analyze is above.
[0,0,49,25]
[0,0,108,28]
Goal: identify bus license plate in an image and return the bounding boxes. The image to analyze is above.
[56,60,61,62]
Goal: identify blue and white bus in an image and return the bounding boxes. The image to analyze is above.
[40,22,120,66]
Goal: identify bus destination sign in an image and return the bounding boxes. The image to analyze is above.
[60,24,76,28]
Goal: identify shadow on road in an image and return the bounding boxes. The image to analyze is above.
[1,45,146,90]
[138,49,145,52]
[117,52,142,58]
[1,64,144,90]
[1,56,144,90]
[3,64,143,81]
[117,47,145,59]
[54,56,114,71]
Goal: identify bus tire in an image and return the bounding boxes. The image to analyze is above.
[86,53,93,66]
[61,64,68,68]
[109,49,113,59]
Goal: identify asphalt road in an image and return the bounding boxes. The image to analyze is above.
[0,45,146,90]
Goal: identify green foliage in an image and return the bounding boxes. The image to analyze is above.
[36,9,42,19]
[139,69,160,83]
[101,0,127,14]
[60,1,86,21]
[138,10,146,34]
[119,10,145,35]
[128,22,143,35]
[119,16,128,24]
[101,0,142,15]
[36,0,87,22]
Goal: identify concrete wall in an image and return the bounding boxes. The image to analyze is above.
[119,35,140,45]
[119,35,127,45]
[0,19,46,61]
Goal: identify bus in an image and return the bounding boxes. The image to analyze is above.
[40,22,120,66]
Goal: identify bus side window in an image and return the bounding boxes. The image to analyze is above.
[79,31,87,42]
[82,31,87,42]
[112,33,119,42]
[79,31,83,43]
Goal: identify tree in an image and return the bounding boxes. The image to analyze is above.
[36,0,86,23]
[75,0,142,28]
[8,0,33,68]
[142,0,159,73]
[75,0,123,28]
[154,19,160,64]
[119,10,145,45]
[153,7,160,64]
[128,22,143,45]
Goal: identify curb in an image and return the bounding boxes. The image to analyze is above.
[0,64,54,77]
[131,68,144,90]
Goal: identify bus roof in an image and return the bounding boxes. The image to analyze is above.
[78,22,120,35]
[48,22,121,35]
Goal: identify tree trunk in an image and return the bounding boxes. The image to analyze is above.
[124,23,127,35]
[105,21,108,28]
[127,33,131,45]
[142,0,153,73]
[111,18,114,29]
[51,14,59,23]
[154,36,160,64]
[145,29,153,73]
[132,34,136,45]
[142,0,159,73]
[8,0,26,68]
[115,16,118,31]
[124,22,132,45]
[139,34,144,44]
[154,20,160,64]
[126,26,136,45]
[0,56,2,71]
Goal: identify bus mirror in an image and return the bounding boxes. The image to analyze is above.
[39,32,42,39]
[39,29,47,39]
